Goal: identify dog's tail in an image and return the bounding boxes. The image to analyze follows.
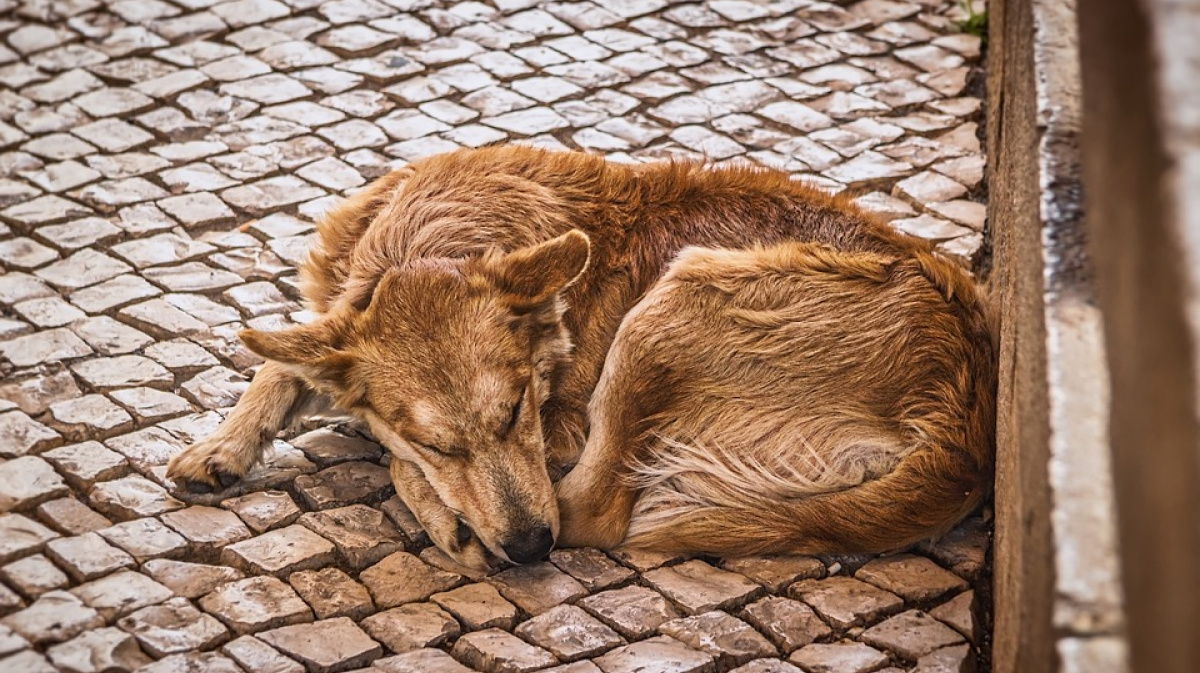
[623,434,988,556]
[623,250,996,556]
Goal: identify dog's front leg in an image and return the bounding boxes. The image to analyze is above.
[389,459,493,570]
[167,361,310,491]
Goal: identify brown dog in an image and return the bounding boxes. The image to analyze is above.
[167,145,996,569]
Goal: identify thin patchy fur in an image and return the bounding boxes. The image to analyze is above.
[167,145,996,568]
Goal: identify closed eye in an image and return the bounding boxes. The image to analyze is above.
[504,389,524,437]
[412,439,452,457]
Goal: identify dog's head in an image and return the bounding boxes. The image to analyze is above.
[241,230,591,566]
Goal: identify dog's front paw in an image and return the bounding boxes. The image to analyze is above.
[428,518,496,571]
[555,470,629,549]
[166,435,262,493]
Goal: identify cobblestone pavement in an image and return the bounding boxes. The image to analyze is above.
[0,0,990,671]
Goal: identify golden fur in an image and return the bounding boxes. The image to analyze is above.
[167,146,996,568]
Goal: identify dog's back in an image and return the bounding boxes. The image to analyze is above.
[607,243,996,555]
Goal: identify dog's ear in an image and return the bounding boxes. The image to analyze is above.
[240,316,357,393]
[482,230,591,306]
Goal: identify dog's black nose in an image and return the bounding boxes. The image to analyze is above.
[502,523,555,564]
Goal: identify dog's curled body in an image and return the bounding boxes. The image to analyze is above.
[167,145,996,565]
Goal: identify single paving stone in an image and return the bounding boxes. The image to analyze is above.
[96,517,188,562]
[221,176,327,216]
[143,559,245,599]
[289,567,375,621]
[374,648,475,673]
[290,428,382,466]
[431,583,518,631]
[102,426,185,476]
[741,596,833,653]
[44,532,134,582]
[297,504,405,570]
[89,475,184,519]
[659,611,776,669]
[913,643,975,673]
[361,603,460,654]
[143,262,245,293]
[721,556,825,593]
[46,626,152,673]
[0,238,58,270]
[179,366,250,409]
[200,575,313,635]
[259,617,383,673]
[788,642,890,673]
[452,628,559,673]
[860,609,965,661]
[223,635,306,673]
[927,200,986,231]
[70,569,174,621]
[0,273,55,306]
[488,562,587,616]
[517,604,625,662]
[0,456,68,511]
[578,586,682,640]
[855,554,968,603]
[916,518,989,581]
[69,275,161,313]
[73,177,171,211]
[41,442,128,490]
[930,591,979,644]
[159,506,253,559]
[224,490,303,533]
[0,584,21,616]
[224,281,298,317]
[136,652,243,673]
[542,663,604,673]
[643,560,764,615]
[0,651,55,673]
[47,395,135,440]
[69,317,154,356]
[118,299,210,339]
[110,232,217,268]
[294,462,393,510]
[118,597,228,658]
[1,553,67,600]
[548,548,636,591]
[35,498,112,536]
[0,623,28,656]
[221,524,337,577]
[360,552,462,609]
[0,407,63,458]
[726,662,804,673]
[158,192,236,227]
[1,591,104,645]
[70,355,172,391]
[0,330,93,369]
[13,297,86,329]
[1,194,93,225]
[143,339,220,373]
[110,388,192,423]
[891,214,974,242]
[788,576,904,630]
[593,635,714,673]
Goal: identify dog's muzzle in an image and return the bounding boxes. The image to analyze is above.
[501,523,555,564]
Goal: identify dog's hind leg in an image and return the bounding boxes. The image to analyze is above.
[555,279,685,549]
[167,362,314,491]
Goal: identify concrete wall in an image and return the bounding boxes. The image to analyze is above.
[988,0,1127,670]
[1077,0,1200,671]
